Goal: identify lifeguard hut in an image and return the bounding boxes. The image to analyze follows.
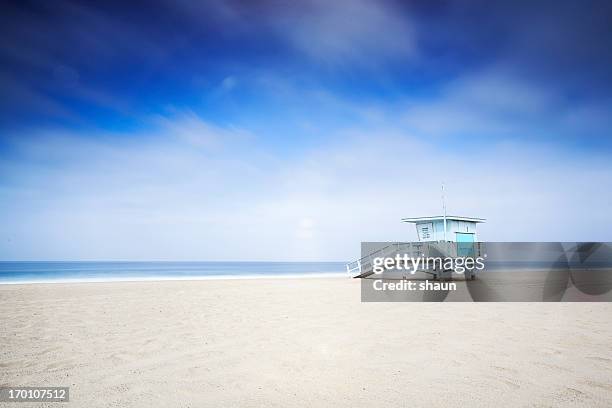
[346,185,486,280]
[401,215,485,243]
[346,215,486,280]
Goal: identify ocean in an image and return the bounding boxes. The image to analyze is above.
[0,261,348,284]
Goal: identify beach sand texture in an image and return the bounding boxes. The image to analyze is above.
[1,278,612,407]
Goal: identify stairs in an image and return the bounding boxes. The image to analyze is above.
[346,241,483,280]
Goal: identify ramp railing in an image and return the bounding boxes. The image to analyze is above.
[347,242,484,278]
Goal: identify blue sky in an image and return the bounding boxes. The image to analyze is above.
[1,0,612,260]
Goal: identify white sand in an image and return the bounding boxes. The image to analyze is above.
[1,278,612,407]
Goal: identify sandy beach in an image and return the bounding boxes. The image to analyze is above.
[1,277,612,407]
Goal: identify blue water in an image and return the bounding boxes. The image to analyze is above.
[0,261,348,283]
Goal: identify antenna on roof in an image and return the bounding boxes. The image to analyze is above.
[442,183,447,241]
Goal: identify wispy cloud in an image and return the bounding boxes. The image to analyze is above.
[274,0,417,68]
[1,110,611,260]
[152,110,252,150]
[400,69,612,147]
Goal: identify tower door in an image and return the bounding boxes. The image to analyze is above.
[455,232,474,243]
[456,232,475,257]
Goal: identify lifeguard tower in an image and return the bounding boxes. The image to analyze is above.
[346,214,486,280]
[346,185,486,280]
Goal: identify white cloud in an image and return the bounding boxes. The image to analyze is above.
[152,110,252,150]
[398,69,612,150]
[402,71,557,137]
[220,76,237,91]
[275,0,417,67]
[1,110,611,261]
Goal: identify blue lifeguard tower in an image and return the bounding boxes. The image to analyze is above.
[346,186,486,280]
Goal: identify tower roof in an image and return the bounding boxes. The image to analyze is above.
[401,215,486,223]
